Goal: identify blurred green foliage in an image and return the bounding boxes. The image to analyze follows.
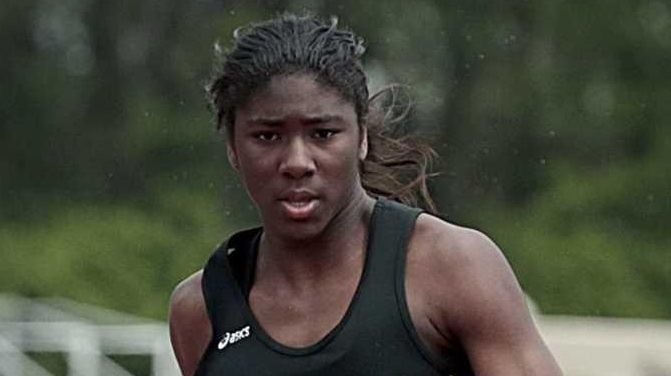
[1,0,669,320]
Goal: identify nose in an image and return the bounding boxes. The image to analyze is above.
[279,137,316,179]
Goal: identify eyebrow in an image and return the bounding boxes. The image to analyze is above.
[247,114,344,126]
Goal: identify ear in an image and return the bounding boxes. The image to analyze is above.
[226,142,239,171]
[358,126,368,161]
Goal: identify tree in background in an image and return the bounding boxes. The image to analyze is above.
[1,0,669,319]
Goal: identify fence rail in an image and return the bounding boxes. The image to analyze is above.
[0,295,180,376]
[2,294,671,376]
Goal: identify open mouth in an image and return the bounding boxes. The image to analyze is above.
[280,198,318,220]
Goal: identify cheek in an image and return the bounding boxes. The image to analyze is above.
[238,168,273,209]
[323,145,361,181]
[235,151,274,194]
[239,162,273,188]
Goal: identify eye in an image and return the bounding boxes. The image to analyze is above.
[313,129,339,140]
[254,131,280,142]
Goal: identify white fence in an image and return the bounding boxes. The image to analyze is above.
[0,295,180,376]
[1,294,671,376]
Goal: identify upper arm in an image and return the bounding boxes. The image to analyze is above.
[169,270,212,376]
[412,216,562,375]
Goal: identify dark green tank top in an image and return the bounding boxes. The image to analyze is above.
[196,198,473,375]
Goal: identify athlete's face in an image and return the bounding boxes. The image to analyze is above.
[229,73,368,240]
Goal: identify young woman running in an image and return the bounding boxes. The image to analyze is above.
[169,13,562,376]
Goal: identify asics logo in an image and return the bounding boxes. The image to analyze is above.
[217,325,250,350]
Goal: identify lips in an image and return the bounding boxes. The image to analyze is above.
[278,190,319,220]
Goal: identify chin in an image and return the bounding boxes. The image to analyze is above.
[260,210,330,243]
[277,219,326,241]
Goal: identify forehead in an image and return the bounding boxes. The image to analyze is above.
[236,74,356,122]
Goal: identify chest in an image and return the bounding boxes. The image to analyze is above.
[197,280,448,376]
[196,200,472,375]
[247,271,361,348]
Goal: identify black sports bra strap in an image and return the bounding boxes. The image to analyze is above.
[201,228,260,335]
[366,198,423,273]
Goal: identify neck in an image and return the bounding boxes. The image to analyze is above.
[256,190,376,289]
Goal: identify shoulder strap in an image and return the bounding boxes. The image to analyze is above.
[201,228,260,335]
[360,198,468,373]
[366,197,423,278]
[354,197,422,319]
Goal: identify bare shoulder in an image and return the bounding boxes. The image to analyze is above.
[408,213,510,287]
[407,214,562,374]
[169,269,208,327]
[407,213,527,333]
[169,270,211,376]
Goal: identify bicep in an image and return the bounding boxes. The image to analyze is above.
[459,287,560,375]
[169,270,212,376]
